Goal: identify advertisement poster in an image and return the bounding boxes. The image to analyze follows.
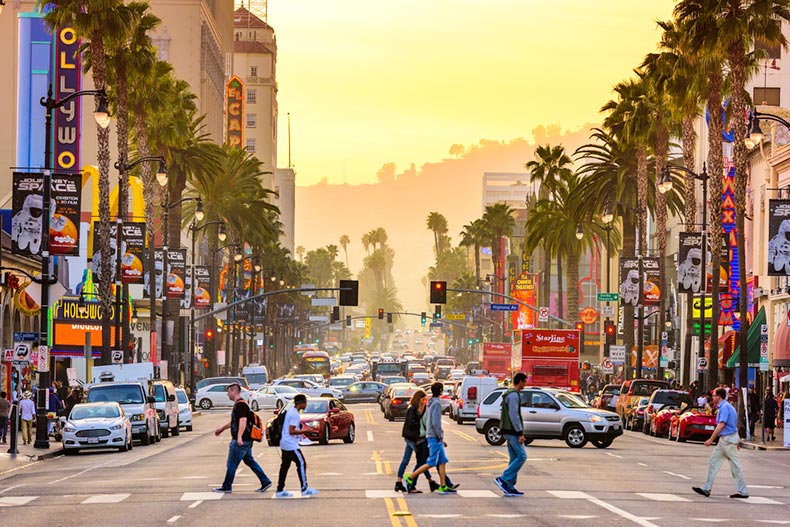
[144,249,164,299]
[619,257,641,307]
[678,232,706,293]
[12,172,82,257]
[54,26,82,172]
[193,266,211,309]
[511,272,537,329]
[641,257,661,306]
[120,222,146,284]
[166,249,186,300]
[768,200,790,276]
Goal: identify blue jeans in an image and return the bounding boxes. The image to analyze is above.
[501,434,527,488]
[221,440,271,490]
[398,439,433,480]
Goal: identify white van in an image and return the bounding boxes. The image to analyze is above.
[241,364,269,390]
[452,376,499,424]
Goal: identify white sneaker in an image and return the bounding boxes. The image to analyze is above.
[301,487,319,497]
[275,490,293,498]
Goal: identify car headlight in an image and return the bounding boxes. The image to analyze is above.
[63,426,76,433]
[305,420,321,428]
[110,423,124,430]
[588,415,603,422]
[132,414,145,421]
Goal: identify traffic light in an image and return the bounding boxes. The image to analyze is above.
[575,321,583,332]
[378,308,384,320]
[339,279,359,306]
[331,305,340,323]
[203,359,209,369]
[420,312,427,326]
[346,315,352,327]
[434,305,442,319]
[467,338,473,345]
[205,328,214,340]
[604,320,616,345]
[387,312,393,324]
[430,281,447,304]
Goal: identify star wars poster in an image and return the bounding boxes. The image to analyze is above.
[641,257,660,306]
[12,172,82,257]
[768,200,790,276]
[166,249,186,300]
[619,257,641,307]
[193,266,211,309]
[144,249,164,299]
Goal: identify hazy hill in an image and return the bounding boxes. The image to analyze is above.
[295,124,599,311]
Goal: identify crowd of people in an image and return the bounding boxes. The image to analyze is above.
[1,381,86,445]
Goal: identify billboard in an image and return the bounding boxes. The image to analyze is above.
[166,249,186,300]
[193,266,211,309]
[226,75,244,148]
[641,257,661,306]
[768,199,790,276]
[51,297,114,357]
[511,272,537,329]
[54,26,82,172]
[144,249,163,299]
[618,257,641,308]
[91,221,146,283]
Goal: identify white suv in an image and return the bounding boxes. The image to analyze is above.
[474,387,623,448]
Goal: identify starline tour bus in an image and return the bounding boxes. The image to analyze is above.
[512,329,581,392]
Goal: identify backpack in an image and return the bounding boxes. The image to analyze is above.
[249,411,263,442]
[268,410,287,446]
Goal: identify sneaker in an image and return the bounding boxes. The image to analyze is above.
[394,481,407,492]
[449,482,460,490]
[730,493,749,499]
[404,474,415,490]
[428,480,440,493]
[692,487,710,498]
[301,487,319,497]
[509,488,524,496]
[256,482,273,493]
[437,485,457,494]
[493,477,510,495]
[212,487,232,493]
[275,490,293,498]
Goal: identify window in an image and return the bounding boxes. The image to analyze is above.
[250,65,257,77]
[754,87,780,106]
[247,114,256,128]
[245,138,256,152]
[247,89,256,103]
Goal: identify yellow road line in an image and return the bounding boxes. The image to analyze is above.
[383,459,392,475]
[451,429,477,442]
[395,497,419,527]
[384,498,403,527]
[372,451,384,474]
[493,451,509,458]
[365,409,376,425]
[447,462,507,472]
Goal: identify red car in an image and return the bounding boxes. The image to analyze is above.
[595,384,620,410]
[669,407,717,442]
[266,397,355,445]
[649,406,677,437]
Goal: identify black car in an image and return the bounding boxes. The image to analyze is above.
[382,387,416,421]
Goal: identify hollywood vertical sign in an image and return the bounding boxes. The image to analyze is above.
[54,27,81,171]
[226,75,244,148]
[720,155,738,328]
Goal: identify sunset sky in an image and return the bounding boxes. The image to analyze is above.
[268,0,676,186]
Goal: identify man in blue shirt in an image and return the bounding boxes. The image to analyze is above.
[693,387,749,499]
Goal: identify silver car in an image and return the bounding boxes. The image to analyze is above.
[474,387,623,448]
[175,388,193,432]
[62,402,133,454]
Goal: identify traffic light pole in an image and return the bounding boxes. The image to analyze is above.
[446,288,573,327]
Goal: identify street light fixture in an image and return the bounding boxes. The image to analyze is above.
[218,223,227,242]
[658,169,674,194]
[575,225,584,240]
[131,307,139,325]
[602,203,615,225]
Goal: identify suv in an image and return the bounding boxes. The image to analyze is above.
[616,379,669,422]
[152,380,180,438]
[195,376,249,391]
[641,389,693,434]
[475,387,623,448]
[86,381,160,445]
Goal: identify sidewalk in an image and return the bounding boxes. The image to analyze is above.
[741,425,788,451]
[0,438,64,475]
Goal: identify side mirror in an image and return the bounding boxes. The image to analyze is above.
[167,394,176,402]
[273,409,279,415]
[147,396,156,404]
[330,407,340,414]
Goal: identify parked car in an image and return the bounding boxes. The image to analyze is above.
[195,383,255,410]
[669,406,718,442]
[382,387,417,421]
[642,389,693,434]
[62,402,133,454]
[266,398,355,445]
[195,376,249,391]
[450,376,499,424]
[342,381,386,403]
[624,397,650,431]
[152,380,180,438]
[248,385,299,411]
[649,406,677,437]
[616,379,670,422]
[594,383,621,410]
[475,387,623,448]
[175,388,193,432]
[271,378,344,399]
[86,381,160,445]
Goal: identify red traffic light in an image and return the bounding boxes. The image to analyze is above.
[434,282,443,290]
[430,280,447,304]
[605,322,615,336]
[203,360,209,368]
[575,321,583,331]
[205,329,214,339]
[378,308,384,320]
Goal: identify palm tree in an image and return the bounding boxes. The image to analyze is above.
[426,212,449,257]
[339,234,350,267]
[459,219,487,282]
[296,246,305,262]
[481,203,515,297]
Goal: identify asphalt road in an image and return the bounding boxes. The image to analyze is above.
[0,403,788,527]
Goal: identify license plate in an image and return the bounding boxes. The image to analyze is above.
[705,425,714,430]
[87,437,99,444]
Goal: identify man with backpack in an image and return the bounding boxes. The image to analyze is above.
[275,393,319,498]
[213,383,272,493]
[494,372,527,497]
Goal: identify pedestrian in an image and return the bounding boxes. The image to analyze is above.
[276,394,319,498]
[692,387,749,499]
[64,388,82,418]
[395,390,450,493]
[696,391,708,408]
[212,383,272,494]
[762,389,778,442]
[0,391,10,444]
[494,372,528,497]
[19,391,36,445]
[404,382,455,494]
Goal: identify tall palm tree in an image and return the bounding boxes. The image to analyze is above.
[426,212,449,257]
[296,246,305,262]
[481,203,515,298]
[459,219,487,282]
[339,234,350,268]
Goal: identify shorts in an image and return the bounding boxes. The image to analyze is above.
[426,437,449,467]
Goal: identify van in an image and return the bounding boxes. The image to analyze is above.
[452,376,499,423]
[615,379,670,421]
[86,381,160,445]
[241,365,269,390]
[152,380,180,438]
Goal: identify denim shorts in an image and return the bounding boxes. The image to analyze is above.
[426,437,449,467]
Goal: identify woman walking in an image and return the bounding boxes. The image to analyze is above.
[395,390,434,493]
[762,389,779,442]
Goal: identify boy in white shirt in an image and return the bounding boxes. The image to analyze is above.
[276,394,319,498]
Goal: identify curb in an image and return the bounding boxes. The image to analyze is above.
[32,448,65,461]
[740,441,789,452]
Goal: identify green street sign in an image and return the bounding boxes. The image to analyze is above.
[597,292,620,302]
[692,322,712,336]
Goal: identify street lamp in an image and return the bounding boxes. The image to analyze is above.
[577,220,615,362]
[35,84,110,449]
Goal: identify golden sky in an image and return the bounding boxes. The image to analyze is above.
[269,0,676,186]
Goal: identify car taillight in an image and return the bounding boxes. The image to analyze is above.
[392,399,404,405]
[477,405,480,418]
[647,405,653,414]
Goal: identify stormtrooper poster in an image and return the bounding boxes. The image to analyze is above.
[166,249,186,300]
[144,250,164,299]
[641,257,661,306]
[678,232,706,293]
[619,257,641,307]
[768,200,790,275]
[12,172,82,257]
[193,266,211,309]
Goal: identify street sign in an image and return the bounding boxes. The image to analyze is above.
[760,324,769,372]
[601,357,614,374]
[354,320,366,329]
[308,315,329,322]
[597,292,619,302]
[429,322,443,328]
[538,307,549,323]
[490,303,518,312]
[13,342,31,362]
[37,345,49,372]
[601,305,615,317]
[300,284,316,296]
[696,357,708,371]
[2,349,12,362]
[446,313,466,321]
[610,345,626,364]
[13,332,37,341]
[692,322,712,336]
[111,350,123,364]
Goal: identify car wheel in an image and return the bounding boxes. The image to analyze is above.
[186,425,193,432]
[386,410,394,422]
[276,399,284,410]
[319,423,330,445]
[591,439,613,449]
[119,441,129,452]
[483,421,505,446]
[162,426,170,439]
[564,425,588,448]
[199,399,212,410]
[172,420,180,437]
[343,423,355,444]
[524,438,533,445]
[676,428,686,442]
[140,429,151,446]
[455,412,464,425]
[251,400,260,412]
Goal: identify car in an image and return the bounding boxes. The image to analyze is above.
[293,374,327,386]
[266,398,355,445]
[668,406,718,442]
[642,389,693,434]
[329,376,356,389]
[342,381,386,403]
[420,382,456,413]
[195,376,249,391]
[382,387,417,421]
[271,378,344,399]
[152,380,180,438]
[195,383,255,410]
[624,397,650,431]
[175,388,193,432]
[616,379,670,422]
[241,365,269,390]
[248,385,299,411]
[86,381,160,445]
[380,382,418,410]
[450,376,499,424]
[410,372,431,385]
[62,402,133,454]
[594,383,621,410]
[475,387,623,448]
[381,375,408,386]
[435,366,453,380]
[465,361,481,375]
[649,406,677,437]
[449,369,466,382]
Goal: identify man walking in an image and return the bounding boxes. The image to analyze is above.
[213,383,272,493]
[0,391,10,444]
[693,387,749,499]
[405,382,456,494]
[494,372,527,497]
[276,394,319,498]
[19,392,35,445]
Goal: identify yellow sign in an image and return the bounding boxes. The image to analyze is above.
[446,313,466,321]
[579,307,599,325]
[691,296,713,319]
[365,317,370,339]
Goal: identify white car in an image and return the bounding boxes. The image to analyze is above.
[248,385,299,411]
[195,383,255,410]
[272,379,344,399]
[449,369,466,382]
[175,388,193,431]
[62,402,133,454]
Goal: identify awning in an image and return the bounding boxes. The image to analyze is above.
[727,306,766,368]
[775,319,790,367]
[717,330,738,368]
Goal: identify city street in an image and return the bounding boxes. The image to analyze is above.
[0,404,787,527]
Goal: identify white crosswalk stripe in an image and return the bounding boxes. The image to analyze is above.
[0,496,37,507]
[180,492,224,502]
[637,493,691,502]
[82,494,130,504]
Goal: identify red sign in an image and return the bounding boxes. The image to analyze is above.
[521,329,580,359]
[512,272,537,329]
[483,342,511,355]
[579,307,599,325]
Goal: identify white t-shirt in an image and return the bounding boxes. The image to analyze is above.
[279,407,302,451]
[697,396,707,407]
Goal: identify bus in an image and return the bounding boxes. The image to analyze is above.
[370,359,408,381]
[298,351,332,379]
[512,329,581,392]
